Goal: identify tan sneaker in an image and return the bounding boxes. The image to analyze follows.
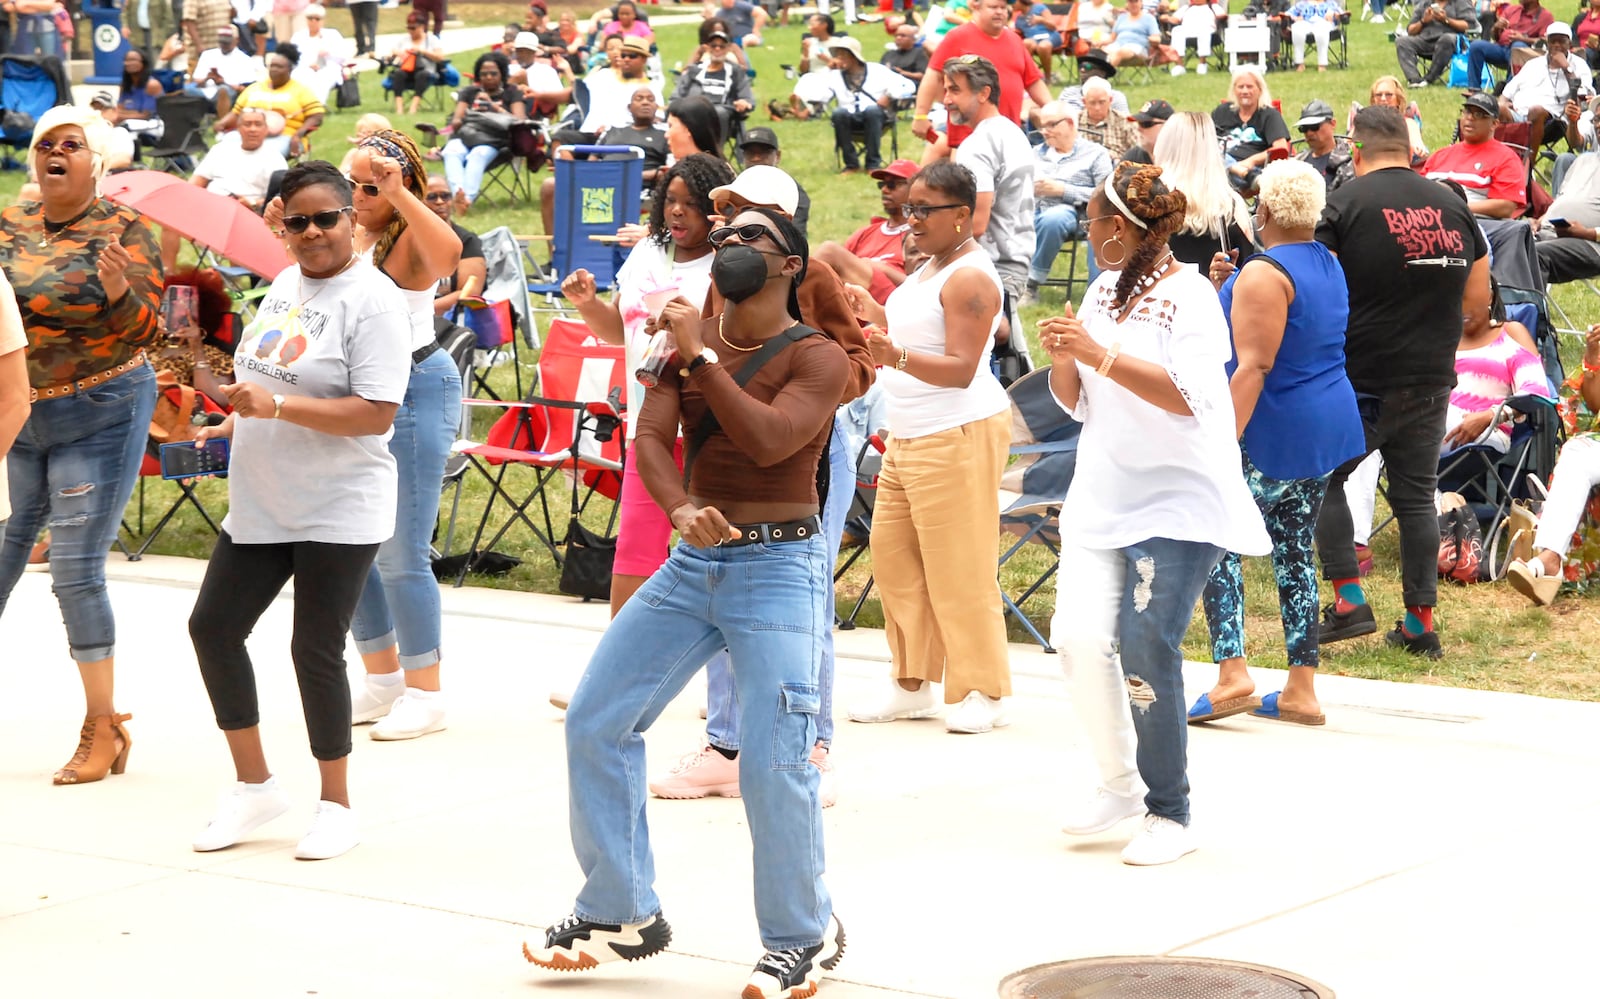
[649,744,741,799]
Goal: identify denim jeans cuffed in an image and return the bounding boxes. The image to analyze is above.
[1054,537,1223,826]
[566,536,832,950]
[350,348,462,670]
[0,363,157,662]
[706,415,853,751]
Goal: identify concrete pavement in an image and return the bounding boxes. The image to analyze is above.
[2,553,1597,998]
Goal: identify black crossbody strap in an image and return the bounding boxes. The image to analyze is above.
[682,324,820,489]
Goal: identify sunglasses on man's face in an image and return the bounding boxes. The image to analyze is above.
[424,191,452,203]
[282,207,353,234]
[709,223,790,253]
[877,178,908,190]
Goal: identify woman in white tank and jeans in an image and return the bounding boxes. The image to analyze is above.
[844,160,1015,735]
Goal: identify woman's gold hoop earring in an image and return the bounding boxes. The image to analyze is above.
[1099,238,1128,268]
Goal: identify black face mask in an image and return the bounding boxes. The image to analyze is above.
[712,243,776,302]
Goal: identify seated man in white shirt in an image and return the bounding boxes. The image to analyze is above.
[185,24,261,116]
[820,35,906,173]
[509,30,574,121]
[159,107,287,271]
[1499,22,1593,150]
[551,35,662,146]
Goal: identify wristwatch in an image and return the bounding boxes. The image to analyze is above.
[272,393,286,419]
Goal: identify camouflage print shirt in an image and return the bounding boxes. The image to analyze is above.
[0,199,163,389]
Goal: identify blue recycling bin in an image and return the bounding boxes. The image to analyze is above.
[85,2,131,86]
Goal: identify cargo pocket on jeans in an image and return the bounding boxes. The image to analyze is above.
[772,683,819,771]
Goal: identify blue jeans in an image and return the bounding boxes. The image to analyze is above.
[12,14,59,57]
[1054,536,1223,826]
[1030,203,1085,286]
[706,415,852,751]
[566,535,832,949]
[442,139,501,203]
[1467,40,1526,87]
[0,364,157,662]
[351,348,462,669]
[1202,451,1329,668]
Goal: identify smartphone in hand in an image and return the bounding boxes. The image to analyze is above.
[159,438,230,480]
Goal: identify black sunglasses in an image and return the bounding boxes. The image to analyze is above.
[877,178,908,190]
[282,207,353,234]
[424,191,452,203]
[709,223,792,254]
[905,203,964,220]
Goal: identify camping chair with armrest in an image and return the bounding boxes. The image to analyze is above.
[443,317,626,585]
[834,431,886,630]
[0,53,69,170]
[145,92,213,174]
[479,118,546,206]
[527,145,645,313]
[122,379,231,561]
[459,224,539,400]
[997,365,1079,653]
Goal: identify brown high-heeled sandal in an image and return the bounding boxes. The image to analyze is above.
[53,713,133,786]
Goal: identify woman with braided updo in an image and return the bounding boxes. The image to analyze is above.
[1039,161,1268,867]
[337,130,464,741]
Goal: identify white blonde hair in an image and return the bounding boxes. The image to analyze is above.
[1151,111,1253,239]
[1083,77,1112,98]
[28,105,115,188]
[1229,65,1271,107]
[1256,159,1326,230]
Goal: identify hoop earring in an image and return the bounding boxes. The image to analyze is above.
[1099,237,1128,268]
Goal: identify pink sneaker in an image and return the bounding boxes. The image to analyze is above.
[810,745,837,809]
[649,745,741,799]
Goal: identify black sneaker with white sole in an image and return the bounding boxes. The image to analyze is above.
[742,913,846,999]
[523,912,671,971]
[1385,621,1443,660]
[1319,601,1376,643]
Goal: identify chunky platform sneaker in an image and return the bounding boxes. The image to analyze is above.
[523,912,671,971]
[1318,602,1376,644]
[742,913,846,999]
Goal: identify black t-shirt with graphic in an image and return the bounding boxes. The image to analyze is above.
[1316,165,1488,391]
[1211,102,1289,161]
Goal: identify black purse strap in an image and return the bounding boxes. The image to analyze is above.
[682,323,820,489]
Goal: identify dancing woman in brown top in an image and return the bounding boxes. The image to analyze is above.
[525,207,849,999]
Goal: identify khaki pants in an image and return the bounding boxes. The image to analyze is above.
[870,409,1012,702]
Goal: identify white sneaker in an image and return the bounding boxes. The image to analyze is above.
[1170,64,1186,76]
[1120,814,1196,866]
[351,673,404,724]
[548,688,571,711]
[847,679,940,723]
[810,745,838,809]
[295,801,360,860]
[370,689,447,740]
[193,778,292,852]
[1061,786,1146,836]
[1196,63,1208,75]
[944,690,1009,734]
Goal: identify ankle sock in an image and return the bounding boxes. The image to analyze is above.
[1403,606,1433,637]
[368,671,404,688]
[1334,579,1366,613]
[711,745,738,761]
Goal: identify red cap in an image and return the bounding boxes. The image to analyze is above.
[869,159,919,182]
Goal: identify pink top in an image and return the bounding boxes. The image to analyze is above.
[1447,327,1551,450]
[602,21,654,42]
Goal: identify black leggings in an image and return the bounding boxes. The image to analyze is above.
[190,531,379,762]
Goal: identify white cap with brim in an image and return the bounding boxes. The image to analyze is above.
[514,31,541,50]
[709,165,800,217]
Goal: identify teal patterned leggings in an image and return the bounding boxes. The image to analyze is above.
[1202,452,1330,668]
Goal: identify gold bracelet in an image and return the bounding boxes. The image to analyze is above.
[1095,342,1121,377]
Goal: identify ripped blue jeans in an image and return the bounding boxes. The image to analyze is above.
[1053,536,1222,826]
[0,363,157,662]
[564,535,833,950]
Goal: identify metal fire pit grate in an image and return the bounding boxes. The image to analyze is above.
[998,956,1335,998]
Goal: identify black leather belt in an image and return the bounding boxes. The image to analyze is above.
[413,341,441,364]
[724,516,822,547]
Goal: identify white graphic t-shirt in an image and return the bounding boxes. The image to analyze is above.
[224,259,411,545]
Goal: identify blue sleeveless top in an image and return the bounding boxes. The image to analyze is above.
[1218,241,1365,481]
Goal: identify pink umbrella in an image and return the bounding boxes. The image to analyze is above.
[102,169,288,280]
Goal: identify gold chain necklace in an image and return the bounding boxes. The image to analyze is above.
[718,311,762,352]
[286,257,358,321]
[39,201,95,248]
[928,236,975,275]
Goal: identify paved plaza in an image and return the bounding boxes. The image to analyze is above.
[2,554,1596,998]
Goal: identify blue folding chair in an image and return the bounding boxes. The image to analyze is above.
[528,145,644,309]
[0,53,69,170]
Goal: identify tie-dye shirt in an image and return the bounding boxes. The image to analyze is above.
[1447,327,1551,452]
[0,199,162,388]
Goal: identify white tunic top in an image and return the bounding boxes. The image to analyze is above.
[1056,265,1270,555]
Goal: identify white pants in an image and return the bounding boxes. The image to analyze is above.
[1052,543,1138,796]
[1169,26,1213,57]
[817,0,858,23]
[1534,436,1600,556]
[1291,21,1334,65]
[1344,451,1383,547]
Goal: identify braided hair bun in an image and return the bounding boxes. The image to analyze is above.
[1107,162,1188,310]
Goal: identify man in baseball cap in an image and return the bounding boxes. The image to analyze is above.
[1124,99,1173,164]
[820,35,901,172]
[1295,100,1353,191]
[736,129,811,235]
[1418,93,1527,217]
[814,159,918,304]
[1497,21,1590,148]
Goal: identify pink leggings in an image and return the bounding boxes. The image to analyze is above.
[613,438,684,577]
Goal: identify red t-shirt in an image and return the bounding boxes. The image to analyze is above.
[1422,139,1528,210]
[928,24,1043,148]
[844,217,911,303]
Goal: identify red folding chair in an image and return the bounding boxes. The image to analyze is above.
[122,378,231,561]
[446,317,627,586]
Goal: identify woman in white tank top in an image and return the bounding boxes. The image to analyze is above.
[842,160,1015,736]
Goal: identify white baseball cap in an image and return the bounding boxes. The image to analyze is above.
[709,165,799,217]
[513,31,542,50]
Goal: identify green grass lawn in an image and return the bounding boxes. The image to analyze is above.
[28,5,1600,698]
